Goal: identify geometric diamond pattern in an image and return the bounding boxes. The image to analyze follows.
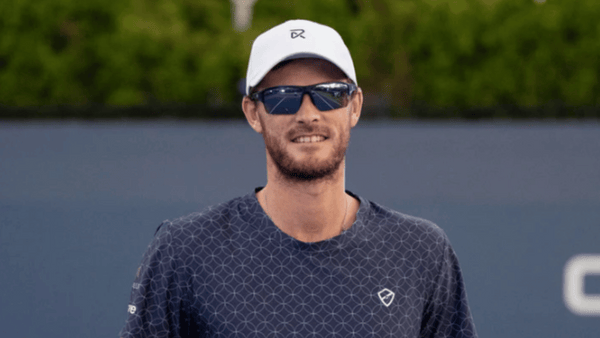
[120,188,477,337]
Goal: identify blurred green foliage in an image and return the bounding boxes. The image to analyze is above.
[0,0,598,118]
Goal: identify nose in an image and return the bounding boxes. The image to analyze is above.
[294,93,320,123]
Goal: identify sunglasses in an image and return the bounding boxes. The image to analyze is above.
[250,82,357,115]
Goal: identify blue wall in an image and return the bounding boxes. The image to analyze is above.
[1,121,598,337]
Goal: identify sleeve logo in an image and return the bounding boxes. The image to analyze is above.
[377,288,395,307]
[128,305,137,314]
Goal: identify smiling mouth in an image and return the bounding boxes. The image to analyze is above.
[292,135,327,143]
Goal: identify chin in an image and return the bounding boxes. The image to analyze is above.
[275,153,344,182]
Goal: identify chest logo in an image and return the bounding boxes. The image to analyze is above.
[377,288,395,307]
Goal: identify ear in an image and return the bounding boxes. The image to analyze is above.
[242,96,264,134]
[349,87,363,128]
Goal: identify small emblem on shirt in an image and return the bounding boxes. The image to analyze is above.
[377,288,395,307]
[290,29,305,39]
[128,305,137,314]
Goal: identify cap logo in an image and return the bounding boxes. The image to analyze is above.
[290,29,305,39]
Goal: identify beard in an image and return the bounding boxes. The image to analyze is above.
[260,120,350,183]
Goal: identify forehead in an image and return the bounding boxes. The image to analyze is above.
[258,58,347,89]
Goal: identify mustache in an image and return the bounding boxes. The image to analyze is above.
[286,125,331,139]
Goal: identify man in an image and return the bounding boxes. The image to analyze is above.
[120,19,477,337]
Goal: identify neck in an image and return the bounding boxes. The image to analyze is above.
[259,158,353,243]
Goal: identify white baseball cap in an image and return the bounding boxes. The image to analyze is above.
[245,19,357,95]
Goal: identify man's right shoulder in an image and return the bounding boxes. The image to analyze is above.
[153,194,249,239]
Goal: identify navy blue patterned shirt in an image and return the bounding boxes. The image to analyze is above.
[120,189,477,337]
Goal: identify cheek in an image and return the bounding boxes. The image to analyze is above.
[265,116,294,137]
[260,119,286,141]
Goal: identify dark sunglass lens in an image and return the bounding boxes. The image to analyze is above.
[311,83,349,111]
[262,87,303,114]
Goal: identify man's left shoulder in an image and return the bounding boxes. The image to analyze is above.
[360,197,450,246]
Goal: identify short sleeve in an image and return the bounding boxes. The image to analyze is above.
[119,222,198,338]
[420,238,478,338]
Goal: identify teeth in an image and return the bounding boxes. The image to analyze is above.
[294,135,326,143]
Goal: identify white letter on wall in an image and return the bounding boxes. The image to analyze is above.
[564,254,600,316]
